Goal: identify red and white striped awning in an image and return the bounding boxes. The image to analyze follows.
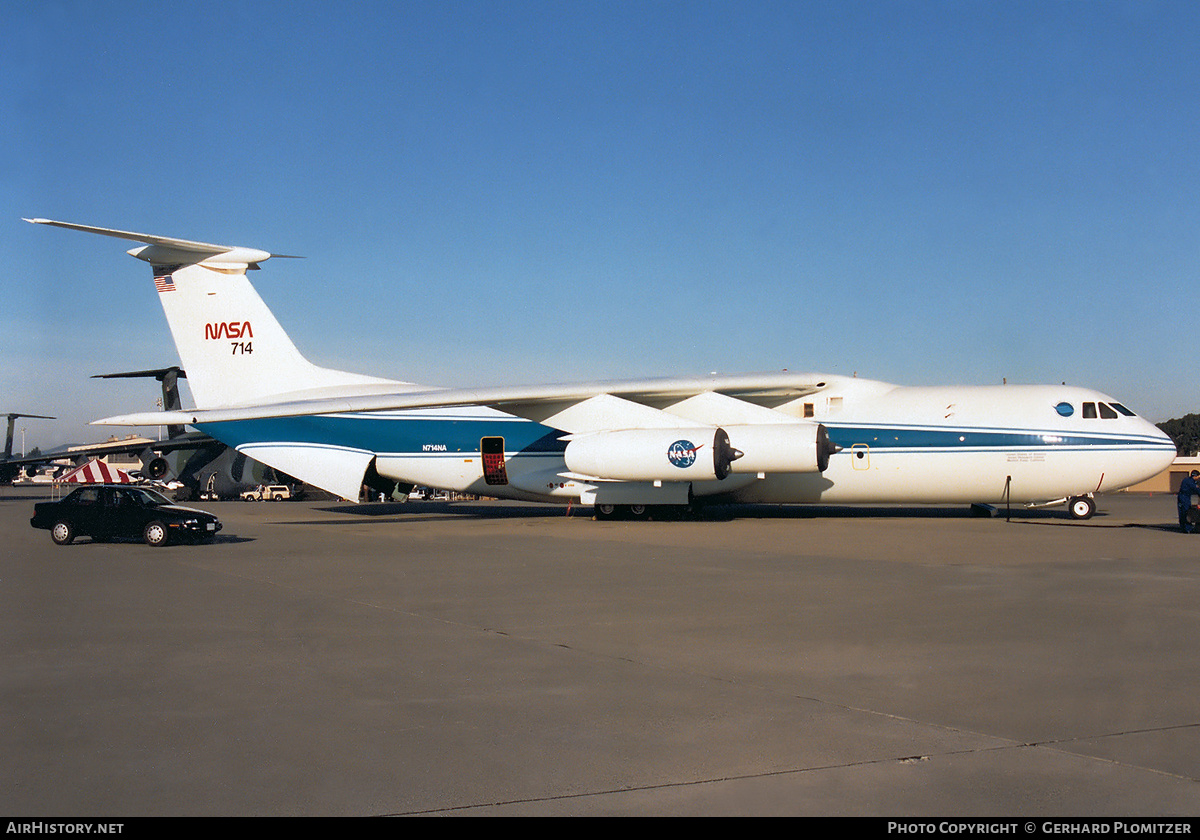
[56,459,133,484]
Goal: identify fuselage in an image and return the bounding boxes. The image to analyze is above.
[198,376,1176,506]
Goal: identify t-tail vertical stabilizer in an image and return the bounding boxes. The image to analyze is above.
[24,219,403,409]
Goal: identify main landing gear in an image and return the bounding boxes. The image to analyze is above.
[593,502,698,521]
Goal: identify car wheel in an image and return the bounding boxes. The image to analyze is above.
[143,521,170,547]
[1068,496,1096,520]
[51,520,75,546]
[628,503,649,520]
[595,503,616,520]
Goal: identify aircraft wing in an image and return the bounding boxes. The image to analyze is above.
[3,431,216,466]
[0,432,220,486]
[94,372,832,433]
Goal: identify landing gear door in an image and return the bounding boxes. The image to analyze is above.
[481,436,509,486]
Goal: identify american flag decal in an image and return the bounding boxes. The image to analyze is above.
[154,274,175,293]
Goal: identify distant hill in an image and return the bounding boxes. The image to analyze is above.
[1157,415,1199,457]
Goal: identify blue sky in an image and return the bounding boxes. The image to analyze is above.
[4,1,1199,448]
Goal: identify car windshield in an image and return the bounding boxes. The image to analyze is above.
[125,488,173,507]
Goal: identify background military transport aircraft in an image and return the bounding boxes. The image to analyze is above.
[2,370,293,500]
[0,413,57,483]
[91,367,300,500]
[27,218,1176,520]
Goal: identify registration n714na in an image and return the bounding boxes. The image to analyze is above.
[27,219,1176,520]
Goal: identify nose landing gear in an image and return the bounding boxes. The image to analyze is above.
[1068,495,1096,520]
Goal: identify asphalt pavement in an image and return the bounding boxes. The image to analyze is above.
[3,487,1197,816]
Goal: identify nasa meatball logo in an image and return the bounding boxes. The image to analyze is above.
[667,439,701,469]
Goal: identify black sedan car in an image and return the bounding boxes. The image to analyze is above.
[31,484,222,546]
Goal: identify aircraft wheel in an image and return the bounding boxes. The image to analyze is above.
[51,520,75,546]
[143,521,170,547]
[1068,496,1096,520]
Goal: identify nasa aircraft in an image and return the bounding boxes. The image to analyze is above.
[27,218,1176,520]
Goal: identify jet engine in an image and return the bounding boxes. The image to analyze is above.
[564,423,838,483]
[564,427,742,482]
[724,422,838,474]
[144,455,171,480]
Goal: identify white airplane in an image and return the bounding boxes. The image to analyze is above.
[27,218,1177,520]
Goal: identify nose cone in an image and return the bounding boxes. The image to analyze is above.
[1129,418,1178,485]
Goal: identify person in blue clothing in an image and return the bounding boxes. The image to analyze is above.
[1178,470,1200,533]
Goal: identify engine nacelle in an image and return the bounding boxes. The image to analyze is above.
[145,456,171,480]
[564,427,741,482]
[565,422,838,482]
[724,422,836,474]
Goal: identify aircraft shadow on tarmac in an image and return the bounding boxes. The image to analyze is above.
[297,500,1128,524]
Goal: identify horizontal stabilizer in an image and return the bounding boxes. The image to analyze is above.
[92,367,187,381]
[23,218,301,267]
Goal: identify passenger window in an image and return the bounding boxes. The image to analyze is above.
[1082,402,1097,419]
[803,403,814,418]
[1099,403,1118,419]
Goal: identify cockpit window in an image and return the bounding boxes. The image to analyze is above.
[1054,402,1074,417]
[1079,401,1131,420]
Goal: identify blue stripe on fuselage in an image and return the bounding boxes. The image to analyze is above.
[199,413,566,455]
[825,424,1174,452]
[196,415,1172,457]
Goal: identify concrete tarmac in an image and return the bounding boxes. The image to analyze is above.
[3,487,1198,816]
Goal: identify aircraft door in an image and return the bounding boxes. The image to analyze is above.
[480,437,509,486]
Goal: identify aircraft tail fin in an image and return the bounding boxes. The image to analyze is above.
[27,219,402,408]
[92,367,188,438]
[3,413,55,461]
